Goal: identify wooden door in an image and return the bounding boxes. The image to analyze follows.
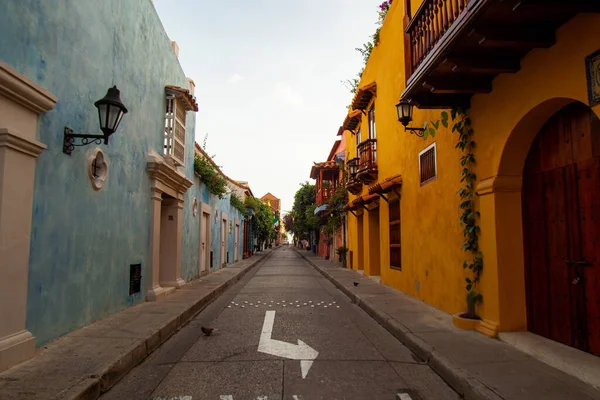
[523,102,600,356]
[234,224,240,262]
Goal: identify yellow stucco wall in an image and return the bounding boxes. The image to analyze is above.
[344,1,600,329]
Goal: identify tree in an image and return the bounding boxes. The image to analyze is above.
[245,196,275,250]
[290,182,316,241]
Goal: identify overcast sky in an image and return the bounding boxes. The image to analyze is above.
[153,0,381,213]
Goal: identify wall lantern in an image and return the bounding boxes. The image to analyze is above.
[396,99,425,137]
[63,86,128,155]
[348,159,358,176]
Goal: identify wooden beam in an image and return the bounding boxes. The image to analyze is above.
[441,56,521,75]
[470,26,555,49]
[512,0,600,13]
[410,93,471,110]
[422,77,492,94]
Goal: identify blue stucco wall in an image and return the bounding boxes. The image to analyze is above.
[180,172,246,279]
[0,0,200,344]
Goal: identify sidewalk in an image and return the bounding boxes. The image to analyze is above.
[296,249,600,400]
[0,250,273,400]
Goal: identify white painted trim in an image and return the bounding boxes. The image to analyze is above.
[418,142,437,185]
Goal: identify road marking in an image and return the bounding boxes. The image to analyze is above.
[397,393,413,400]
[220,396,233,400]
[153,397,192,400]
[257,310,318,379]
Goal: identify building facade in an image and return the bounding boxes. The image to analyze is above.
[260,192,282,245]
[342,0,600,357]
[0,0,248,372]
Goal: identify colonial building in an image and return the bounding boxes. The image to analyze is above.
[342,0,600,358]
[0,0,248,372]
[310,134,347,262]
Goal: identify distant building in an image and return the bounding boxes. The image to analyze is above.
[260,192,282,244]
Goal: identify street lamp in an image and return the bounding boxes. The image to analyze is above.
[395,99,425,137]
[63,86,128,155]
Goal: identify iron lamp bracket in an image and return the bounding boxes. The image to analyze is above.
[63,127,107,155]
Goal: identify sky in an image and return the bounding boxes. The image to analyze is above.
[153,0,382,214]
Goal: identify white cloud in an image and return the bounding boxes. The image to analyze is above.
[272,82,305,109]
[227,73,244,84]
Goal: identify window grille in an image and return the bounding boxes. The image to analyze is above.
[419,143,437,185]
[164,95,186,166]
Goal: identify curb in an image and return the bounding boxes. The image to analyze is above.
[294,248,503,400]
[72,250,273,400]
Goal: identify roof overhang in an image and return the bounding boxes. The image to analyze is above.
[165,85,199,112]
[342,110,362,132]
[351,82,377,111]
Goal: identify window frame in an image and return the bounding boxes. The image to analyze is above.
[419,142,437,186]
[389,198,401,271]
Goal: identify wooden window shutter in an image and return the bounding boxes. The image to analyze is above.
[389,199,401,270]
[419,143,436,185]
[164,95,186,166]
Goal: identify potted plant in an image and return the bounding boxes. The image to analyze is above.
[336,246,348,267]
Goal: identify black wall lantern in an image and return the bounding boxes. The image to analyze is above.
[63,86,128,155]
[396,99,425,137]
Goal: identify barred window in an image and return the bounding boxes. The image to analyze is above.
[389,199,401,270]
[419,143,437,185]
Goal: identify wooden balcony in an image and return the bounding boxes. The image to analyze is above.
[316,186,335,205]
[346,158,362,195]
[357,139,378,184]
[401,0,600,109]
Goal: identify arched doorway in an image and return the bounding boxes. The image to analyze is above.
[522,102,600,356]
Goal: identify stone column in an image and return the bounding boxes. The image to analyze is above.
[0,61,57,372]
[146,188,166,301]
[476,175,527,336]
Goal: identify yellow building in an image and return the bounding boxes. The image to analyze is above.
[343,0,600,356]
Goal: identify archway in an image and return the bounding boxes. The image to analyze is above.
[521,102,600,356]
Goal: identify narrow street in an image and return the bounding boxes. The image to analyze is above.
[101,248,459,400]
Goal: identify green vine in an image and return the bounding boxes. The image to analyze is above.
[193,155,228,199]
[230,193,246,215]
[428,108,484,317]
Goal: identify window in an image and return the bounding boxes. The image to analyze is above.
[389,199,401,270]
[129,263,142,295]
[419,143,437,185]
[164,95,186,166]
[368,105,376,139]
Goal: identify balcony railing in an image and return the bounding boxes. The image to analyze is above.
[357,139,377,184]
[406,0,469,74]
[316,186,335,205]
[346,158,362,195]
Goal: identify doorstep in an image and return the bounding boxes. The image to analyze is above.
[295,248,600,400]
[0,250,273,400]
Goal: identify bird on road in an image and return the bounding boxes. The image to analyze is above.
[353,281,360,287]
[201,326,214,336]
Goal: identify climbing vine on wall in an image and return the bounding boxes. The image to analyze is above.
[428,109,484,317]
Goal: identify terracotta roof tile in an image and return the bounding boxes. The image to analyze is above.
[368,174,403,195]
[342,110,362,132]
[351,82,377,111]
[166,85,199,112]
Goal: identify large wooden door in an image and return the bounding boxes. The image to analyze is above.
[523,103,600,356]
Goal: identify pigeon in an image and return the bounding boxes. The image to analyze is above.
[201,326,214,336]
[353,281,360,287]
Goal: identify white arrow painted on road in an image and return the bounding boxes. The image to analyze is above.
[257,310,318,379]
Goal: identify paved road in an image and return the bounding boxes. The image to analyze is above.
[101,247,459,400]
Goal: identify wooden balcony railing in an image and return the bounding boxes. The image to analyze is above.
[406,0,469,75]
[357,139,378,183]
[316,186,335,205]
